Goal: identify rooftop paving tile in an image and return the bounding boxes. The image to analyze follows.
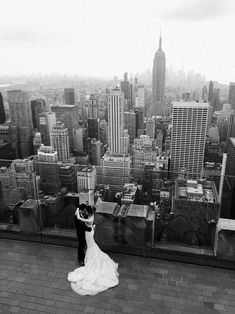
[0,239,235,314]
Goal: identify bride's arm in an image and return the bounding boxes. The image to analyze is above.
[76,210,94,223]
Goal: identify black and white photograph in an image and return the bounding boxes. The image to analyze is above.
[0,0,235,313]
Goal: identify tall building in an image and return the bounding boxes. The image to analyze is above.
[227,113,235,142]
[10,159,38,200]
[59,165,77,192]
[223,138,235,218]
[120,73,132,110]
[38,111,56,146]
[0,166,18,206]
[64,88,75,105]
[170,102,209,177]
[212,88,220,110]
[208,80,214,103]
[136,85,145,108]
[202,85,208,101]
[77,165,96,193]
[0,93,6,124]
[33,132,42,154]
[30,99,46,130]
[7,90,33,158]
[134,107,144,136]
[97,153,131,197]
[88,118,99,139]
[124,111,136,143]
[36,145,60,194]
[88,138,103,165]
[146,117,155,139]
[51,122,70,163]
[152,35,166,116]
[99,119,108,145]
[228,82,235,110]
[74,127,85,153]
[108,88,125,154]
[88,94,99,119]
[51,104,78,151]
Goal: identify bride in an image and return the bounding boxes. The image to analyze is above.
[68,205,119,295]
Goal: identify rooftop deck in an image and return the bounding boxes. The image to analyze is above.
[1,239,235,314]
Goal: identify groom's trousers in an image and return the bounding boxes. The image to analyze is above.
[77,232,86,262]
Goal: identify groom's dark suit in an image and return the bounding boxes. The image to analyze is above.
[74,206,91,264]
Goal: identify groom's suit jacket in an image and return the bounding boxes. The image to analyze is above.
[74,215,92,238]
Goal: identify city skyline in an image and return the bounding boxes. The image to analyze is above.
[0,0,234,84]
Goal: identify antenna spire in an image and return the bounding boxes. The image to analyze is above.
[159,29,162,50]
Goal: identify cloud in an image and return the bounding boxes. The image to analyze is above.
[0,27,74,45]
[148,0,233,21]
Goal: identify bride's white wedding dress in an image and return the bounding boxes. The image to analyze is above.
[68,225,119,295]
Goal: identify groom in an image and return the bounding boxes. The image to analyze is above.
[74,203,92,266]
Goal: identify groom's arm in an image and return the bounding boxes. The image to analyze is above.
[84,224,92,232]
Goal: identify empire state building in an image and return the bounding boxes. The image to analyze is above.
[151,35,166,116]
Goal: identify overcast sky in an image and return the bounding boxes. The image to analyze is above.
[0,0,234,84]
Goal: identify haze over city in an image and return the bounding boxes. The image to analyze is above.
[0,0,235,84]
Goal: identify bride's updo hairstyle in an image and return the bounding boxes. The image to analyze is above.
[86,205,96,216]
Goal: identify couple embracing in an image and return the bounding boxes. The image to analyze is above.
[68,203,119,295]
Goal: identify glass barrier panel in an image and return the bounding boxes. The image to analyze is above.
[0,158,235,260]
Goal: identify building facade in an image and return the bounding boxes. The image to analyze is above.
[152,35,166,116]
[7,90,33,158]
[64,88,75,105]
[0,93,6,124]
[38,111,56,146]
[88,94,99,119]
[76,165,96,193]
[51,104,78,151]
[124,111,136,143]
[30,99,46,130]
[170,102,209,178]
[51,122,70,163]
[229,82,235,111]
[108,88,125,154]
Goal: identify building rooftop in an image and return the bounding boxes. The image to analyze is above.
[176,179,218,203]
[1,238,235,314]
[77,165,94,172]
[173,101,209,108]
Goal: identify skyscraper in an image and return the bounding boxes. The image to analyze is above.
[152,34,166,116]
[228,82,235,111]
[136,85,145,108]
[31,99,46,130]
[124,111,136,143]
[88,138,103,165]
[120,73,132,110]
[38,111,56,146]
[36,145,60,194]
[88,94,99,140]
[88,94,99,119]
[51,104,78,151]
[208,80,214,103]
[64,88,75,105]
[202,85,208,101]
[170,101,209,177]
[108,88,125,154]
[87,118,99,139]
[221,138,235,219]
[227,113,235,142]
[0,93,6,124]
[10,159,38,200]
[51,122,70,163]
[7,90,33,158]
